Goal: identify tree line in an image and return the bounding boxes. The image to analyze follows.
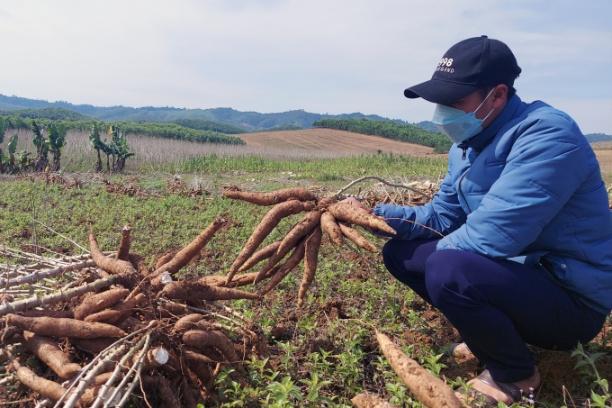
[313,118,451,153]
[117,121,244,144]
[173,118,246,134]
[0,114,245,145]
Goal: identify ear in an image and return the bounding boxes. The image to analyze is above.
[492,84,509,108]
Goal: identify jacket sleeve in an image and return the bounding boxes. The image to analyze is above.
[436,120,589,256]
[373,167,467,240]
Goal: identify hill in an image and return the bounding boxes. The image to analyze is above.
[414,120,439,133]
[0,107,89,121]
[2,94,611,139]
[586,133,612,143]
[0,94,391,131]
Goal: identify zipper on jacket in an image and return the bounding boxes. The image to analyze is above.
[458,142,468,160]
[456,143,472,213]
[457,168,471,213]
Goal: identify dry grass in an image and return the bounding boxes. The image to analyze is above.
[1,129,273,171]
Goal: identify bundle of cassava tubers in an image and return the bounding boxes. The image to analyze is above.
[1,220,264,407]
[222,186,397,307]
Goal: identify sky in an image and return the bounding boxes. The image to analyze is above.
[0,0,611,133]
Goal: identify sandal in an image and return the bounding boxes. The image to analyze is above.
[457,369,538,407]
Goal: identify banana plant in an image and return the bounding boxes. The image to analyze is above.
[0,117,6,173]
[109,125,134,172]
[17,150,33,171]
[7,134,18,172]
[101,125,115,171]
[89,123,106,172]
[47,122,66,171]
[32,121,49,172]
[0,117,6,144]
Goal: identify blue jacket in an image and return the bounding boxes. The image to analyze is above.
[374,95,612,315]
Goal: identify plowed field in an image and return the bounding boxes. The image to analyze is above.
[240,128,435,156]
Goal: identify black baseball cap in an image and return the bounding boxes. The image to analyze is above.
[404,35,521,105]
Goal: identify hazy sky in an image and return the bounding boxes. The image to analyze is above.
[1,0,611,133]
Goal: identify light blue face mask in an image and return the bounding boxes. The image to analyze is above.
[432,88,496,144]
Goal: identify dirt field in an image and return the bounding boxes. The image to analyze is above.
[240,128,436,156]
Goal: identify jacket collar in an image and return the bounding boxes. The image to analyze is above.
[461,94,522,152]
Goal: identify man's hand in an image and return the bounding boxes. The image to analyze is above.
[339,197,394,238]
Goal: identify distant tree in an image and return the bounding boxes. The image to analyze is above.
[173,118,246,134]
[3,107,87,121]
[117,121,243,144]
[32,121,50,172]
[47,122,67,171]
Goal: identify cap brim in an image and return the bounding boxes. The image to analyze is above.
[404,79,479,105]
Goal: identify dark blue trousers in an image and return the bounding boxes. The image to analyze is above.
[382,238,606,383]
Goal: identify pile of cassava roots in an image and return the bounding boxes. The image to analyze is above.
[1,186,463,408]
